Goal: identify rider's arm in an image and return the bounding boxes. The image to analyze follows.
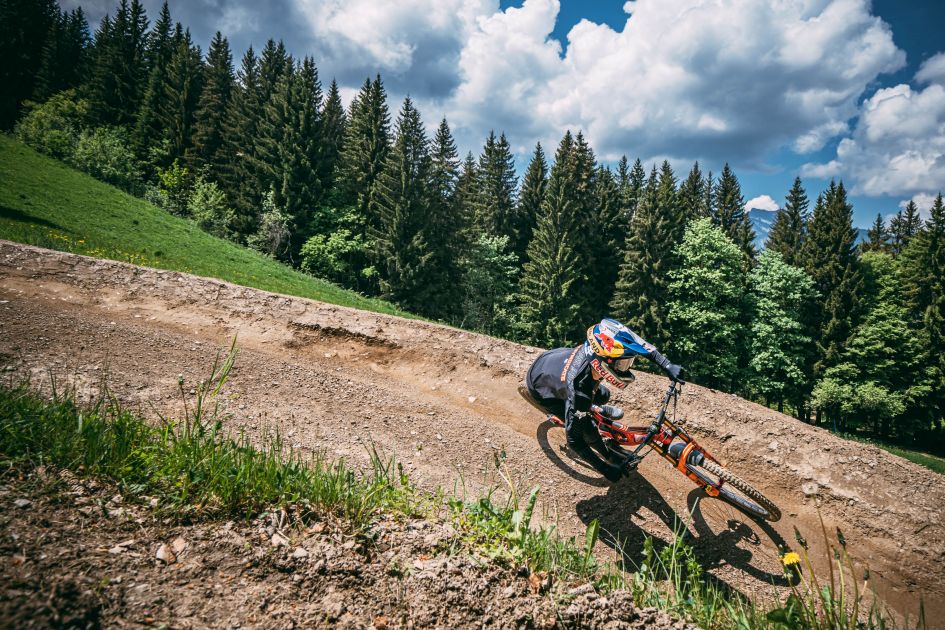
[625,330,683,380]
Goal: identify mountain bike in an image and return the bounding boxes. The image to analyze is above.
[521,378,781,522]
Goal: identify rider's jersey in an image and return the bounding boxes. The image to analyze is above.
[526,344,599,425]
[526,335,664,444]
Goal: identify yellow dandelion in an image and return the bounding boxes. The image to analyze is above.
[781,551,801,567]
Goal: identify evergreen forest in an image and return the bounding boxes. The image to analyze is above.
[3,0,943,452]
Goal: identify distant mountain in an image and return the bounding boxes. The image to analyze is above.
[748,208,868,250]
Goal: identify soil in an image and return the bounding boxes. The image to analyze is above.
[0,466,693,629]
[1,241,943,626]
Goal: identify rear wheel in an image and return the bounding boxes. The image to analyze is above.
[688,460,781,522]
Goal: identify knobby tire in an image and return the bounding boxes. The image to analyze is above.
[692,460,782,522]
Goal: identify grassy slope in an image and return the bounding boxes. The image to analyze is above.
[0,135,409,318]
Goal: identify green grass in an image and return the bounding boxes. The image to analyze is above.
[0,134,410,318]
[0,342,419,525]
[880,446,945,475]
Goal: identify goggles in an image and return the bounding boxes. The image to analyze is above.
[613,356,635,373]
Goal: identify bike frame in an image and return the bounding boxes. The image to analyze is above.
[591,379,724,497]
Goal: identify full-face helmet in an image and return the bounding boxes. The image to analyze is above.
[585,318,645,389]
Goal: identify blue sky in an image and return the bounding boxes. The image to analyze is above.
[67,0,945,227]
[513,0,945,225]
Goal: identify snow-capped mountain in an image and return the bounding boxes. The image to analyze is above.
[749,208,868,250]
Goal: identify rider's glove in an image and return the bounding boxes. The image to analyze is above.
[666,363,683,381]
[651,349,683,381]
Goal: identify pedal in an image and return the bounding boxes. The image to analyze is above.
[623,454,642,472]
[547,414,564,426]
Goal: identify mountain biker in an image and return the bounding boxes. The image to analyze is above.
[524,318,683,482]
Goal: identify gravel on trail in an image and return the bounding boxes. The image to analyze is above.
[1,241,943,625]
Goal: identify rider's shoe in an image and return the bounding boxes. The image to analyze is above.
[600,405,624,421]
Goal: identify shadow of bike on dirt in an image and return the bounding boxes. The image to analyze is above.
[537,419,791,589]
[577,476,792,591]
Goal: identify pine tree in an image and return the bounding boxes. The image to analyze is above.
[569,132,601,328]
[802,181,863,378]
[0,0,58,128]
[335,75,391,241]
[678,162,705,223]
[610,166,674,347]
[701,170,715,219]
[667,218,747,389]
[159,32,202,163]
[900,193,945,436]
[257,39,291,103]
[219,46,261,237]
[476,131,519,249]
[515,143,548,265]
[891,200,922,256]
[624,158,647,226]
[862,213,890,253]
[85,0,149,126]
[189,31,234,183]
[318,79,346,196]
[454,152,480,242]
[370,97,435,312]
[34,8,91,101]
[766,176,808,266]
[519,132,582,346]
[749,250,817,414]
[591,165,624,314]
[132,2,175,165]
[712,163,755,261]
[254,58,323,259]
[424,117,465,321]
[247,39,293,208]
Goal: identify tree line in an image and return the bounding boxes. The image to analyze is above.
[3,0,943,450]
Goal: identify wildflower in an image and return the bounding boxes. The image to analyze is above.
[836,527,846,547]
[781,551,801,567]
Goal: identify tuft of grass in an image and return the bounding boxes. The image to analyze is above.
[447,461,619,585]
[0,135,410,319]
[0,341,417,527]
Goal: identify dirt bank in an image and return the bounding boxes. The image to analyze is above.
[1,241,942,622]
[0,466,693,629]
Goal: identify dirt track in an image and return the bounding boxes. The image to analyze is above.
[1,241,943,622]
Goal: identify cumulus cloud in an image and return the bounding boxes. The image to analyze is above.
[916,52,945,85]
[745,195,779,212]
[68,0,908,171]
[293,0,495,97]
[801,68,945,199]
[444,0,904,164]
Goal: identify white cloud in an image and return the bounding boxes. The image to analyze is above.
[745,195,779,212]
[292,0,496,96]
[802,77,945,199]
[452,0,903,164]
[916,52,945,86]
[283,0,904,166]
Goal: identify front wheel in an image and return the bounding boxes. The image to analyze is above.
[689,460,781,522]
